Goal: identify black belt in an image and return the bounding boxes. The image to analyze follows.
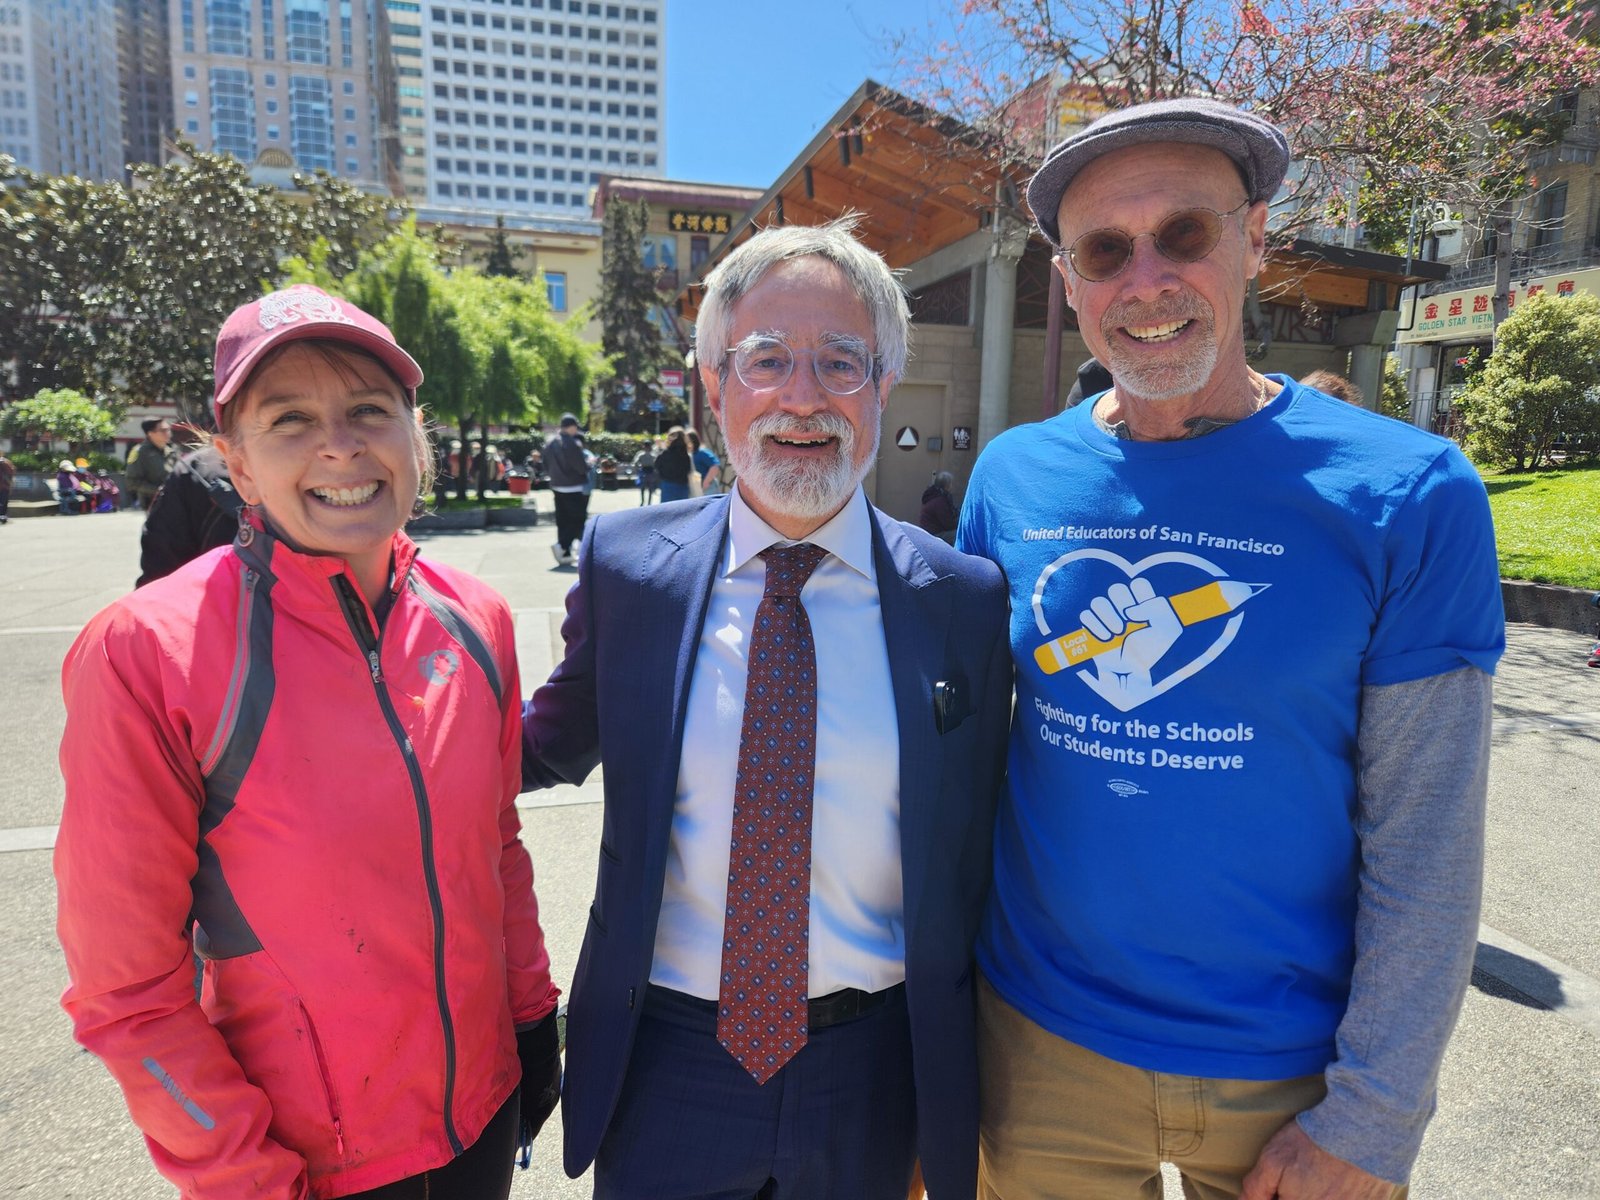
[648,983,905,1030]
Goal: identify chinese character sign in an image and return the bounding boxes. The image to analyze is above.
[669,211,733,236]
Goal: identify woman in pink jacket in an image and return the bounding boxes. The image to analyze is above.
[56,286,561,1199]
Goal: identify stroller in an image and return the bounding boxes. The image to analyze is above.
[1589,593,1600,668]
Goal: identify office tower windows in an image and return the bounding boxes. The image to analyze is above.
[289,72,332,167]
[209,66,255,159]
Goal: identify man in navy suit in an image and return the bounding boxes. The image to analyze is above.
[522,218,1013,1200]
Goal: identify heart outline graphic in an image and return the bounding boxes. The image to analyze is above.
[1031,547,1245,712]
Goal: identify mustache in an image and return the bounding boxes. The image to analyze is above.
[1104,293,1213,329]
[745,411,855,443]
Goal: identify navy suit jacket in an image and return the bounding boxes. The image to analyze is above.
[522,493,1012,1198]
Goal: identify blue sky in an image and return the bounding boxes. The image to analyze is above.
[664,0,960,188]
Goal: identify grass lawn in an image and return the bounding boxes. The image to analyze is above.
[1480,462,1600,591]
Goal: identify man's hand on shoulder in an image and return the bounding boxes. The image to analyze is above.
[1240,1120,1398,1200]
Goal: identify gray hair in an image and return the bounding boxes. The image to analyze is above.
[696,216,910,382]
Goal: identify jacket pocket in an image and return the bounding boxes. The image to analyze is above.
[203,950,348,1171]
[295,999,347,1162]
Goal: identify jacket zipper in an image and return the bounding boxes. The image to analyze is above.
[296,998,346,1159]
[333,575,464,1157]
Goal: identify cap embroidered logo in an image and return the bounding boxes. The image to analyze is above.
[258,287,357,331]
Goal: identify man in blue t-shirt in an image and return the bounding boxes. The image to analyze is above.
[959,97,1504,1200]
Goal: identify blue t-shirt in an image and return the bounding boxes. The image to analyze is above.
[958,377,1504,1079]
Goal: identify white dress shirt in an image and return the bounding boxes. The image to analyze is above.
[649,484,905,999]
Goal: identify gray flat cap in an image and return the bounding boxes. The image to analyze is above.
[1027,97,1290,246]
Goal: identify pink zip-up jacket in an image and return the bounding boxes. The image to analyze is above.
[56,524,558,1198]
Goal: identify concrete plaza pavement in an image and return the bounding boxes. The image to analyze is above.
[1,491,1597,1198]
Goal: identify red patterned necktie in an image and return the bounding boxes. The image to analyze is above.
[717,542,829,1084]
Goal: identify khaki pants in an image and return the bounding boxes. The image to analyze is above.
[977,977,1403,1200]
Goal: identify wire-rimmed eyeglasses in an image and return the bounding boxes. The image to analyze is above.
[1061,201,1252,282]
[722,335,880,396]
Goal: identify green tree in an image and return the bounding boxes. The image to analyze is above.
[287,169,404,281]
[0,387,120,454]
[1380,355,1411,422]
[482,216,522,278]
[599,197,669,425]
[282,224,602,500]
[1456,292,1600,470]
[0,143,410,423]
[0,159,128,398]
[105,144,297,422]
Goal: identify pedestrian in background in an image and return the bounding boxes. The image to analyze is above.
[56,284,562,1200]
[136,444,241,587]
[543,412,589,565]
[125,417,175,509]
[0,451,13,524]
[470,439,490,501]
[91,469,120,512]
[1064,356,1115,407]
[55,461,87,514]
[633,440,659,505]
[686,428,722,495]
[917,469,958,537]
[654,425,691,502]
[1301,368,1367,407]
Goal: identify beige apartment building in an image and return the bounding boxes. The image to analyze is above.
[167,0,402,193]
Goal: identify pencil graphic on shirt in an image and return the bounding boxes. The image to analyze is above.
[1033,580,1269,674]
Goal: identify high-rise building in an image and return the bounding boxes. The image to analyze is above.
[412,0,665,218]
[384,0,428,197]
[119,0,173,172]
[0,0,125,179]
[166,0,402,193]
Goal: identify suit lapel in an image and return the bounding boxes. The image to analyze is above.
[633,498,729,937]
[870,510,948,945]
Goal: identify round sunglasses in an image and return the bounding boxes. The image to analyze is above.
[1061,201,1252,282]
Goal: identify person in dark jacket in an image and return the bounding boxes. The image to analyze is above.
[0,452,14,524]
[125,418,175,509]
[654,426,692,502]
[917,470,958,537]
[543,413,590,565]
[136,445,242,587]
[1063,356,1115,408]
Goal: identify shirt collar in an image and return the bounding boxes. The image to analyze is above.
[725,481,876,584]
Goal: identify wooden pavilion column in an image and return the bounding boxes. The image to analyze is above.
[1041,258,1064,419]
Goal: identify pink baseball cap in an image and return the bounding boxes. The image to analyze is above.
[212,285,424,418]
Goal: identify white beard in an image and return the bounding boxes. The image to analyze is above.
[727,409,877,523]
[1101,292,1219,402]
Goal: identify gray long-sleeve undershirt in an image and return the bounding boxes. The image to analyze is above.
[1296,665,1494,1184]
